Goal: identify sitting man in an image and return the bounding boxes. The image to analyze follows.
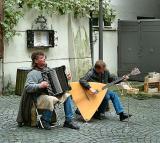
[77,60,132,121]
[17,51,79,130]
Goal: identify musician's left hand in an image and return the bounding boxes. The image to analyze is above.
[67,73,72,80]
[123,75,129,81]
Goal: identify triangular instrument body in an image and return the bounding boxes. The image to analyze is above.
[70,82,107,121]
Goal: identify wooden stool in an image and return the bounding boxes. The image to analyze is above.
[144,82,160,93]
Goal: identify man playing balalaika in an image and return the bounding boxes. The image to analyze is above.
[77,60,132,121]
[17,51,79,130]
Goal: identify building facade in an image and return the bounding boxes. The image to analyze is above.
[1,0,160,94]
[0,10,92,94]
[94,0,160,74]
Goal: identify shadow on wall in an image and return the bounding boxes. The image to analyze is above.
[70,26,92,81]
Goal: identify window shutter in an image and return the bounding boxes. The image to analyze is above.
[27,30,34,48]
[49,30,55,48]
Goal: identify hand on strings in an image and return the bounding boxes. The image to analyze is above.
[67,73,72,80]
[123,75,129,81]
[39,81,49,89]
[89,88,97,95]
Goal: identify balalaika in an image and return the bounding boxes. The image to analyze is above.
[41,66,71,97]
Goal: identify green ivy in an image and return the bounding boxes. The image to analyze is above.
[2,0,24,40]
[2,0,115,40]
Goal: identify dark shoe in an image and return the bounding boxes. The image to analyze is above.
[93,112,106,120]
[18,122,23,127]
[75,108,81,115]
[119,112,132,121]
[37,120,51,130]
[50,122,56,126]
[63,121,80,130]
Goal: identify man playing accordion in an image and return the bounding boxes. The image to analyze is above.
[17,51,79,130]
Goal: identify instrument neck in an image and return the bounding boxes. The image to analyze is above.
[102,73,131,90]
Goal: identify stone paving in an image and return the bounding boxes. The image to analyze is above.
[0,95,160,143]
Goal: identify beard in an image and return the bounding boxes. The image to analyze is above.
[37,62,47,69]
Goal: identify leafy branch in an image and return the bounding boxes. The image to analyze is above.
[2,0,115,40]
[2,0,24,40]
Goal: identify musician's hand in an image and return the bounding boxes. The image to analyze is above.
[89,88,97,95]
[39,81,49,89]
[123,75,129,81]
[67,73,72,80]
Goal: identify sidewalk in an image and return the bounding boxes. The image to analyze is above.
[0,95,160,143]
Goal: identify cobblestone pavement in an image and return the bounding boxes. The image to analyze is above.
[0,95,160,143]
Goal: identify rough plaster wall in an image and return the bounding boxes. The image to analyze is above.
[3,9,91,86]
[68,16,92,81]
[94,30,117,75]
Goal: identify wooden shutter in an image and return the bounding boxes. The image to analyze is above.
[49,30,55,47]
[27,30,34,48]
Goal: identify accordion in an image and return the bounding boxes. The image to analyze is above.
[41,66,71,97]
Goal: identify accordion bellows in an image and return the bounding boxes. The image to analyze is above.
[42,66,71,97]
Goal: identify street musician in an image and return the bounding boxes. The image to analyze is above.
[77,60,132,121]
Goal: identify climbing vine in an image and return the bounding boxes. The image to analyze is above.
[2,0,24,40]
[1,0,115,40]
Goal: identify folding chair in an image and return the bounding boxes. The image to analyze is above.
[32,100,60,129]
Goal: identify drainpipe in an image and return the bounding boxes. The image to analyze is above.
[99,0,103,60]
[89,12,94,65]
[1,55,4,95]
[0,0,4,95]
